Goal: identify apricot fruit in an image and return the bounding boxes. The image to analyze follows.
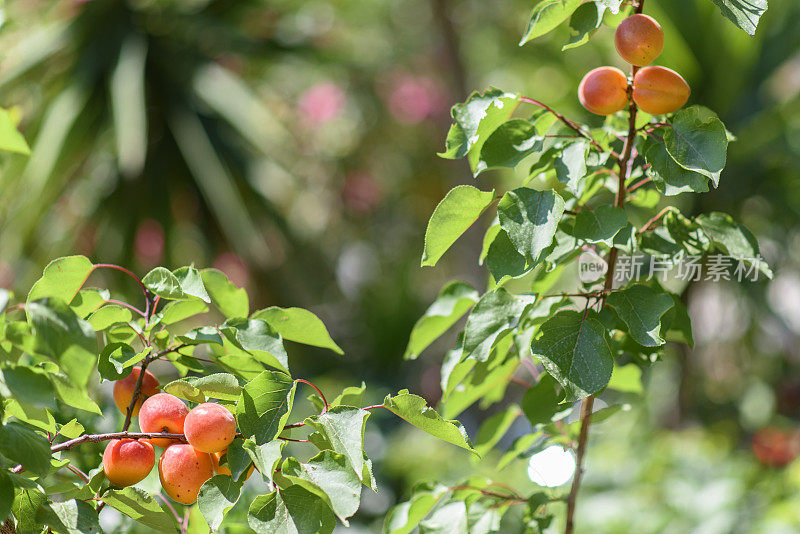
[113,367,160,417]
[211,449,255,481]
[632,66,690,115]
[752,427,800,468]
[138,393,189,448]
[614,14,664,66]
[184,403,237,453]
[578,67,629,115]
[158,444,214,505]
[102,438,155,487]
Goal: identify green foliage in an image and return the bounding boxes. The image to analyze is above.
[403,0,773,528]
[0,258,470,532]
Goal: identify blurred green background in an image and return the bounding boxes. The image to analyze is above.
[1,0,800,532]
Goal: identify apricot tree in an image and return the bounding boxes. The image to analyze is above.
[391,0,770,532]
[0,258,476,532]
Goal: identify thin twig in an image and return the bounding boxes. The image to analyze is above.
[638,206,676,234]
[626,176,652,194]
[296,379,329,414]
[520,96,611,156]
[105,299,146,317]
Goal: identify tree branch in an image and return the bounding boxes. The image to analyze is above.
[564,50,643,534]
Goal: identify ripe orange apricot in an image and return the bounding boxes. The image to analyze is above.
[138,393,189,448]
[158,444,214,505]
[113,367,160,417]
[211,449,255,481]
[184,403,237,453]
[632,66,690,115]
[102,439,155,487]
[578,67,629,115]
[614,14,664,66]
[752,427,800,467]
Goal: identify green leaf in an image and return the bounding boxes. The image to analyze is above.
[69,289,109,318]
[644,135,710,195]
[421,185,496,267]
[521,374,563,427]
[405,281,479,360]
[3,399,57,434]
[198,475,242,531]
[97,344,146,382]
[201,268,249,318]
[46,499,101,534]
[253,307,343,355]
[520,0,583,44]
[241,438,284,484]
[235,370,296,444]
[248,486,336,534]
[473,405,521,457]
[103,487,177,533]
[441,355,518,419]
[531,310,613,400]
[221,318,289,373]
[598,0,623,13]
[382,390,474,453]
[159,300,209,325]
[165,373,241,403]
[384,483,448,534]
[0,366,56,409]
[172,266,211,303]
[572,206,628,245]
[305,406,371,483]
[281,451,361,525]
[663,106,728,185]
[48,371,103,414]
[709,0,767,36]
[0,470,12,521]
[462,288,536,362]
[0,421,52,476]
[0,107,31,155]
[438,88,520,171]
[420,501,468,533]
[27,256,93,304]
[554,140,588,193]
[58,419,85,439]
[485,229,530,283]
[142,267,195,302]
[695,212,771,277]
[178,326,224,346]
[26,299,97,389]
[88,304,132,330]
[563,1,606,50]
[12,488,49,533]
[497,188,565,267]
[477,119,544,174]
[605,284,674,347]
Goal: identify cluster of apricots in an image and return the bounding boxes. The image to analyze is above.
[103,367,251,505]
[578,14,690,116]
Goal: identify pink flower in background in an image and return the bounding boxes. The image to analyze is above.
[0,261,14,289]
[213,252,249,288]
[135,219,165,267]
[298,82,346,125]
[342,172,382,215]
[386,74,445,124]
